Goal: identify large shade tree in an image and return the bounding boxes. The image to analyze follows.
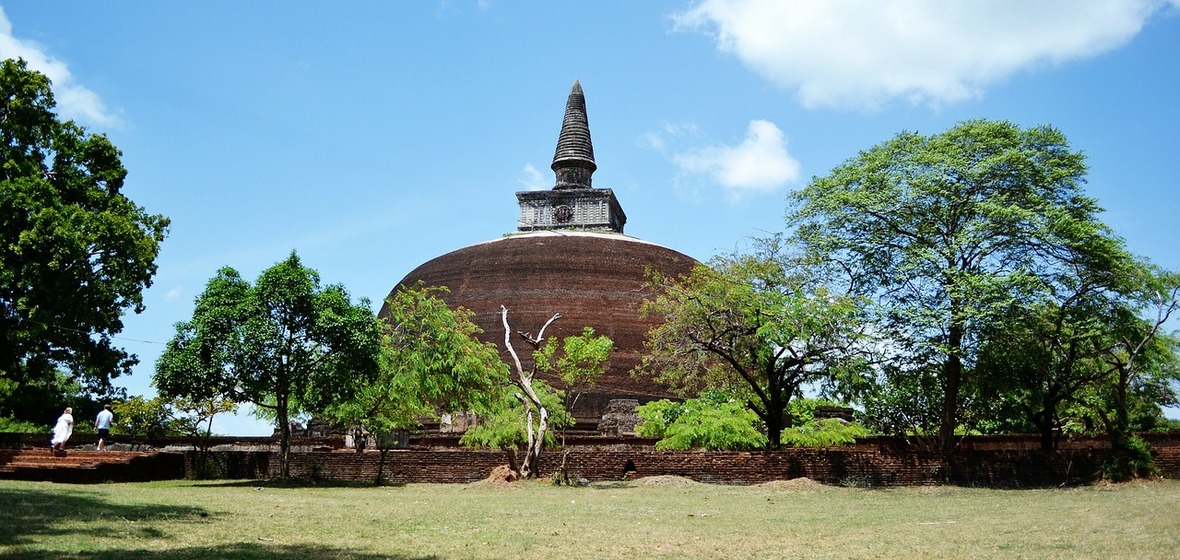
[788,119,1109,451]
[635,237,867,449]
[0,58,169,418]
[154,252,381,478]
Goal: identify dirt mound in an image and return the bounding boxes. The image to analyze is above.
[467,465,521,488]
[759,477,830,491]
[635,475,699,487]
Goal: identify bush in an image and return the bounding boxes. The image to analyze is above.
[1103,435,1159,481]
[0,416,46,433]
[637,397,767,451]
[781,418,868,447]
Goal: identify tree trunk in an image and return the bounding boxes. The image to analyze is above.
[375,447,388,486]
[498,306,560,479]
[518,403,549,479]
[1106,367,1134,480]
[501,446,520,475]
[277,393,291,479]
[1036,411,1055,452]
[939,324,964,453]
[764,396,785,450]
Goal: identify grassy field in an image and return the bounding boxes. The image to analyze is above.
[1,476,1178,560]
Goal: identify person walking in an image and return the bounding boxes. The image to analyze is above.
[95,404,113,451]
[50,407,74,452]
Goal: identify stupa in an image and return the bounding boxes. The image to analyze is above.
[382,81,696,423]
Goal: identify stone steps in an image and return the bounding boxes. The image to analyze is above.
[0,448,185,483]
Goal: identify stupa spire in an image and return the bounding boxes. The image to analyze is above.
[551,80,596,190]
[516,81,625,233]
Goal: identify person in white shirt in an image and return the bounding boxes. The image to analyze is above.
[95,404,114,451]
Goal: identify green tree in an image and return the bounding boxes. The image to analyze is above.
[635,237,867,449]
[537,325,613,435]
[0,58,169,417]
[167,395,238,440]
[788,119,1105,451]
[461,307,611,478]
[1090,265,1180,479]
[325,283,507,484]
[111,396,186,440]
[154,252,382,479]
[0,367,121,428]
[972,228,1133,450]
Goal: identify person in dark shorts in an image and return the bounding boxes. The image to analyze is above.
[94,404,113,451]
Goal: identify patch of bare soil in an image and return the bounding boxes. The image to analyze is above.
[758,477,831,492]
[635,475,700,488]
[467,465,522,488]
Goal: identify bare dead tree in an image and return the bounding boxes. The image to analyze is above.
[500,305,560,478]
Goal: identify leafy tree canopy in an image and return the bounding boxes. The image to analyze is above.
[154,252,381,478]
[112,396,188,438]
[325,283,508,448]
[788,118,1108,451]
[0,58,169,417]
[636,236,868,449]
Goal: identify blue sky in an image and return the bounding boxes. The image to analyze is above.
[3,1,1179,434]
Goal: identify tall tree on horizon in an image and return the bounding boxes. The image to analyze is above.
[788,119,1109,451]
[154,252,381,479]
[0,58,169,419]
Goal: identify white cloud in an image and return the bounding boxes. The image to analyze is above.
[0,7,123,127]
[674,0,1169,109]
[672,119,800,199]
[518,163,548,191]
[163,286,184,302]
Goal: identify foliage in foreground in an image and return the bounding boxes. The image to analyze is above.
[325,283,507,453]
[0,416,44,433]
[780,418,869,447]
[0,58,170,420]
[789,119,1115,452]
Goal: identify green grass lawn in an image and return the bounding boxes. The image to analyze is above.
[2,476,1178,560]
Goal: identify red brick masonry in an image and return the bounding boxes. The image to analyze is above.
[216,433,1180,487]
[4,432,1175,486]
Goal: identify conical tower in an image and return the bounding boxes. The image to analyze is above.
[552,80,596,190]
[517,81,626,233]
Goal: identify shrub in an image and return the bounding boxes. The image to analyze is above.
[1103,435,1159,481]
[0,416,44,433]
[637,397,767,451]
[781,418,869,447]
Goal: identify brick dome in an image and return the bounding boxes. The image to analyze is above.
[382,230,696,421]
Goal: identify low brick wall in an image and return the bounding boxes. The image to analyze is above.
[6,431,1175,487]
[189,433,1180,487]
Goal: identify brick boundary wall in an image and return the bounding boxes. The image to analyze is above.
[5,431,1176,487]
[186,432,1180,488]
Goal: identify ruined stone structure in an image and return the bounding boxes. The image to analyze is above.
[382,81,696,422]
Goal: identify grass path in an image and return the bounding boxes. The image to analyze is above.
[2,477,1178,559]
